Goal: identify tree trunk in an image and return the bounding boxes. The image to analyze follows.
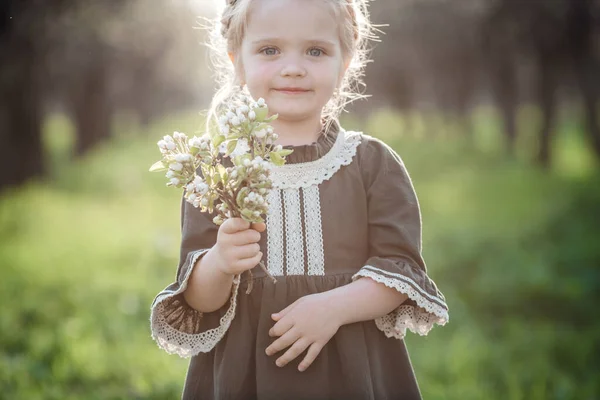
[536,61,558,169]
[72,50,113,158]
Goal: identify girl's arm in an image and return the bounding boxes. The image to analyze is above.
[324,276,408,326]
[183,247,234,313]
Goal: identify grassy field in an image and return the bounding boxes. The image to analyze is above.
[1,108,598,399]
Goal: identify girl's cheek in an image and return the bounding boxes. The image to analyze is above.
[247,62,279,84]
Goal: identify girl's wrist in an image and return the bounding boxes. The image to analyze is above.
[203,247,235,279]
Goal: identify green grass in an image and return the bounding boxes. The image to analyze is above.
[1,107,598,399]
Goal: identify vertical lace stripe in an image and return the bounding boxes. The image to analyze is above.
[283,188,305,275]
[303,185,325,276]
[266,189,284,276]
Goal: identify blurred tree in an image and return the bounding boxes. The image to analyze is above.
[484,0,600,167]
[0,0,47,190]
[0,0,211,192]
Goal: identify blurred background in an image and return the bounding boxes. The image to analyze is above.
[1,0,599,399]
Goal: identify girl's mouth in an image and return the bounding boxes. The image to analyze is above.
[274,88,310,95]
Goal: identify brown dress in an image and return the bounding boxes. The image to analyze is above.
[150,124,449,400]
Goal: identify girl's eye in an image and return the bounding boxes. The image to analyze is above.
[308,47,324,57]
[260,47,279,56]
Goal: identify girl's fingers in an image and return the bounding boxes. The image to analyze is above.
[265,328,301,357]
[275,338,310,368]
[234,243,261,259]
[230,229,261,246]
[235,251,263,271]
[251,222,266,232]
[269,317,294,338]
[272,299,298,320]
[298,342,325,372]
[221,217,250,234]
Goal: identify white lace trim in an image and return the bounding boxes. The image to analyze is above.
[266,189,284,276]
[352,265,449,339]
[270,130,362,189]
[284,188,305,275]
[150,249,241,358]
[303,185,325,275]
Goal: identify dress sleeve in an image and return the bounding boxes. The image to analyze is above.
[150,195,241,358]
[353,137,449,339]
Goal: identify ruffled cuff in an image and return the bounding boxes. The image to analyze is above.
[352,264,449,339]
[150,249,241,358]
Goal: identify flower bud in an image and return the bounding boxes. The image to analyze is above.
[169,162,183,171]
[248,110,256,120]
[166,142,176,151]
[230,116,240,126]
[170,177,180,186]
[166,170,176,179]
[257,98,266,106]
[254,129,267,139]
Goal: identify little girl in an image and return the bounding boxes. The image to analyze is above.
[150,0,449,398]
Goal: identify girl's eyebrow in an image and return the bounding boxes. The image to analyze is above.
[250,38,336,47]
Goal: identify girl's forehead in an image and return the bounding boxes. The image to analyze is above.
[245,0,340,42]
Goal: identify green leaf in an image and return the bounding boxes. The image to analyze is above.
[226,140,238,155]
[217,164,228,182]
[269,152,285,166]
[213,134,226,148]
[278,149,294,157]
[254,106,268,121]
[149,160,167,172]
[241,208,255,221]
[265,114,278,122]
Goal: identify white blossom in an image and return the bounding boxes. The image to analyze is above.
[166,170,176,179]
[254,129,267,139]
[257,98,266,106]
[170,177,180,185]
[231,138,250,158]
[230,116,240,126]
[188,193,197,202]
[169,162,183,171]
[166,142,176,151]
[175,154,189,163]
[248,110,256,120]
[163,135,174,143]
[274,145,283,152]
[220,124,230,135]
[173,131,187,140]
[226,111,236,119]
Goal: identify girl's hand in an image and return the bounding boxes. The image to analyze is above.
[210,217,265,276]
[266,292,342,372]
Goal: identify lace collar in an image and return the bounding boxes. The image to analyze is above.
[270,129,362,189]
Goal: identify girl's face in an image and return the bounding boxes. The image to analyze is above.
[237,0,347,123]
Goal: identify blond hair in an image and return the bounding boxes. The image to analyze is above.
[204,0,375,132]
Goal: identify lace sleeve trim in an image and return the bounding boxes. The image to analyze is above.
[150,249,241,358]
[352,265,449,339]
[270,130,362,189]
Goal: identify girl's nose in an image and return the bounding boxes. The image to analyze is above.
[280,59,306,78]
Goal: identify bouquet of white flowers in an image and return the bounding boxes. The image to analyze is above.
[150,96,292,293]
